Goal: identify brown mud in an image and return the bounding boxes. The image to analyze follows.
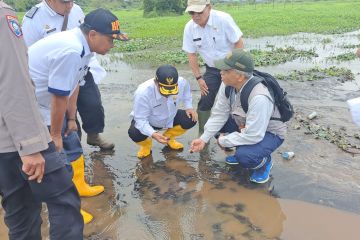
[1,31,360,239]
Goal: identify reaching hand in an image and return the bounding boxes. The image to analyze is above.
[357,48,360,58]
[190,138,206,153]
[197,78,209,96]
[20,152,45,183]
[185,109,198,122]
[152,132,169,144]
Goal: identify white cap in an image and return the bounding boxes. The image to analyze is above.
[185,0,210,13]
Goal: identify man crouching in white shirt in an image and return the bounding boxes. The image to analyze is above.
[128,65,198,158]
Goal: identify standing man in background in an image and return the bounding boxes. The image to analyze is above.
[0,1,83,238]
[182,0,244,134]
[22,0,115,150]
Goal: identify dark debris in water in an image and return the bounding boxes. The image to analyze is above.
[294,112,360,154]
[190,233,205,240]
[234,203,245,212]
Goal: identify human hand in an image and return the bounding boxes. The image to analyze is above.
[51,134,63,152]
[197,78,209,96]
[190,139,206,152]
[152,132,169,144]
[357,48,360,58]
[20,152,45,183]
[185,109,198,122]
[64,119,78,137]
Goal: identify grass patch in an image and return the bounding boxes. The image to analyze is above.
[110,1,360,40]
[340,44,360,49]
[327,52,357,62]
[250,47,317,66]
[275,67,355,82]
[117,46,317,66]
[321,38,332,44]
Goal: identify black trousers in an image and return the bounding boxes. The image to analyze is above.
[77,71,105,135]
[0,142,83,240]
[128,109,197,142]
[197,65,222,111]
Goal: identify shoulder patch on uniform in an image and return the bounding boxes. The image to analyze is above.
[6,15,22,38]
[25,6,39,19]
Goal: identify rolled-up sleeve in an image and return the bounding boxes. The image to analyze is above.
[48,52,81,96]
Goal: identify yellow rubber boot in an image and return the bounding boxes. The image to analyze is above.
[81,209,93,224]
[136,138,152,158]
[71,155,105,197]
[163,125,186,150]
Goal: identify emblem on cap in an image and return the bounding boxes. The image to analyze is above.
[6,15,22,37]
[166,77,174,85]
[235,62,246,70]
[111,20,120,31]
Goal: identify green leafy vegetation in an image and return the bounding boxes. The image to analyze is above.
[250,47,318,66]
[143,0,186,17]
[275,67,355,82]
[340,44,360,49]
[327,52,357,62]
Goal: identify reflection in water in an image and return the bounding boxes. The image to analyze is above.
[135,150,285,239]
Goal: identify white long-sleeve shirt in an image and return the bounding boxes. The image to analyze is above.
[200,82,275,148]
[130,77,193,137]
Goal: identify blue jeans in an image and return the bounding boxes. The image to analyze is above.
[220,117,284,169]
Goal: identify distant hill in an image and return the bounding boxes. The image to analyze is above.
[4,0,142,12]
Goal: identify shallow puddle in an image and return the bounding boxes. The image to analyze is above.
[1,31,360,239]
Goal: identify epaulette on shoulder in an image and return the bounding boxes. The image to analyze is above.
[0,1,14,10]
[25,6,39,19]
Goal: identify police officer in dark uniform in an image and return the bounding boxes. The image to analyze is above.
[0,1,83,239]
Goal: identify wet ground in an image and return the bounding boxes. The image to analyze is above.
[1,31,360,239]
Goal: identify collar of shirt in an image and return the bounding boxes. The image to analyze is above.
[43,0,65,17]
[73,28,92,58]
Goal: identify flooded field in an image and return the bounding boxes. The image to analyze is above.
[1,31,360,239]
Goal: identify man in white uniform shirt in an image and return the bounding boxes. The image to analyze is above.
[128,65,198,158]
[182,0,244,134]
[28,8,125,223]
[22,0,115,150]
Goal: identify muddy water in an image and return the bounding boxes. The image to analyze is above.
[1,32,360,239]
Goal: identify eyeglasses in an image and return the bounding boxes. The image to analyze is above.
[60,0,74,4]
[189,10,204,15]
